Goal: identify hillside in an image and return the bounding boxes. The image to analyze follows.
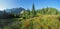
[0,7,60,29]
[7,15,60,29]
[37,8,60,15]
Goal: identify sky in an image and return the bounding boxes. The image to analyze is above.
[0,0,60,10]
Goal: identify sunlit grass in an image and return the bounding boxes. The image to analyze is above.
[18,15,60,29]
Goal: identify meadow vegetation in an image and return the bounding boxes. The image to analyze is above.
[0,4,60,29]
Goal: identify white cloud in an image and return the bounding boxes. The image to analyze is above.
[0,7,5,10]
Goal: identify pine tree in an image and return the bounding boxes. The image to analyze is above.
[46,7,49,14]
[31,4,36,17]
[3,10,6,18]
[26,9,30,18]
[27,9,30,15]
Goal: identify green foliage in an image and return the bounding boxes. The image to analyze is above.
[2,3,60,29]
[7,15,60,29]
[29,20,33,29]
[37,7,60,15]
[31,4,36,17]
[20,9,31,19]
[27,9,30,15]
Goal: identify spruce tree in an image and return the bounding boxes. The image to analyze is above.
[31,4,36,17]
[27,9,30,18]
[27,9,30,15]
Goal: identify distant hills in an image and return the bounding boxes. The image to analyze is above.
[0,7,25,19]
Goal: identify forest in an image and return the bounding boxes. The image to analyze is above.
[0,4,60,29]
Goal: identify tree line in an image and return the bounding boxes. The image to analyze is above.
[7,4,60,19]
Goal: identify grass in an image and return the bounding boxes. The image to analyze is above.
[3,15,60,29]
[17,15,60,29]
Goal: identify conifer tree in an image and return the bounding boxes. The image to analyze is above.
[31,4,36,17]
[27,9,30,15]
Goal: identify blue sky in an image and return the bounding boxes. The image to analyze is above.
[0,0,60,10]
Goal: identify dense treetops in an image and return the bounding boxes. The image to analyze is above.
[37,7,60,15]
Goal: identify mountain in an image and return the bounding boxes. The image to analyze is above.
[5,7,25,14]
[0,7,26,19]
